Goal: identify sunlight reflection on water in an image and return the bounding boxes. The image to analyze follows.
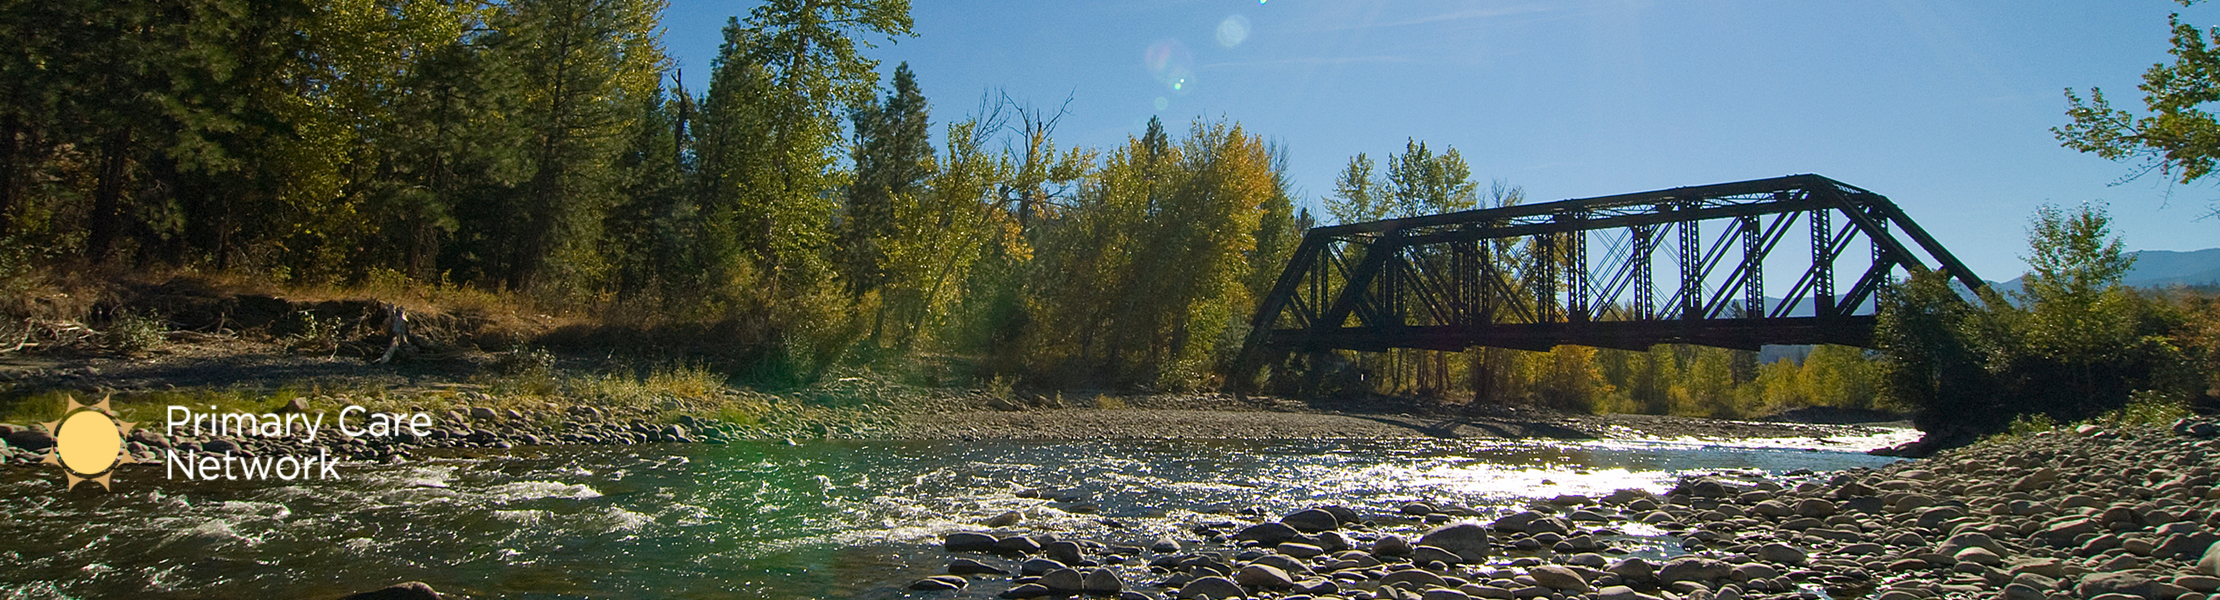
[0,432,1909,599]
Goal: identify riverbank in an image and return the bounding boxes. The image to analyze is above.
[0,379,1909,469]
[915,416,2220,600]
[0,337,1918,467]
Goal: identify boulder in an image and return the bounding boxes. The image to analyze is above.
[1021,558,1067,576]
[1597,585,1662,600]
[985,510,1023,527]
[2200,541,2220,576]
[997,536,1044,553]
[1315,531,1355,552]
[1492,511,1545,532]
[1084,568,1125,594]
[1607,558,1655,582]
[1278,542,1324,559]
[1235,565,1293,589]
[1250,554,1310,575]
[1728,563,1780,582]
[910,576,968,591]
[1373,533,1413,556]
[2077,572,2158,599]
[1047,540,1085,565]
[1794,498,1838,518]
[2175,575,2220,593]
[1178,576,1246,600]
[1042,568,1087,592]
[1953,546,2002,566]
[1658,557,1730,583]
[1002,583,1052,598]
[1282,509,1341,532]
[1938,531,2003,556]
[7,426,55,452]
[1754,543,1807,566]
[1151,536,1182,553]
[944,532,999,552]
[949,558,1006,576]
[2041,518,2101,545]
[1235,522,1301,545]
[1527,565,1590,592]
[1463,584,1516,599]
[1423,590,1473,600]
[1380,569,1449,588]
[1412,545,1464,566]
[1418,522,1491,563]
[338,582,441,600]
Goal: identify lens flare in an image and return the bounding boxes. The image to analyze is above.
[1153,97,1169,111]
[1216,15,1251,48]
[1143,39,1194,94]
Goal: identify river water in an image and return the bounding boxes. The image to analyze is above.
[0,433,1912,599]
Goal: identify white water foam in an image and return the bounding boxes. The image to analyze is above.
[481,481,602,503]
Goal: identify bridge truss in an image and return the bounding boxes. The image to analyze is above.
[1229,174,1989,383]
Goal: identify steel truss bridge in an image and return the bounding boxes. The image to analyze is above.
[1230,174,1989,383]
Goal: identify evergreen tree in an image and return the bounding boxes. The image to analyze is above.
[842,62,933,297]
[474,0,667,292]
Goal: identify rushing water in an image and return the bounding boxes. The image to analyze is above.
[0,434,1910,599]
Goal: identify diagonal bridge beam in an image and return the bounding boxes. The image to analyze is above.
[1228,174,1989,389]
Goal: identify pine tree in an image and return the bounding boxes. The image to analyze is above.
[842,62,933,297]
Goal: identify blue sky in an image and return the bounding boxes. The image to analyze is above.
[661,1,2220,286]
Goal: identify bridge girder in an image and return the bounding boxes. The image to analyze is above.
[1230,174,1988,385]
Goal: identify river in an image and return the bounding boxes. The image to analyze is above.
[0,433,1912,599]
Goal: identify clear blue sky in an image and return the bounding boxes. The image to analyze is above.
[661,0,2220,286]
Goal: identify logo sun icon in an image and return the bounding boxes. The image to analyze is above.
[39,395,137,491]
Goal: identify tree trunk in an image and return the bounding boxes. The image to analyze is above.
[0,113,20,237]
[87,131,132,264]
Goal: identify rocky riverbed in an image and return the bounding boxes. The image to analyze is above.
[916,417,2220,600]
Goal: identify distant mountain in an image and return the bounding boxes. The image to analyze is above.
[1984,247,2220,297]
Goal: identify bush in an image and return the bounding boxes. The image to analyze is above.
[1879,203,2197,445]
[103,310,167,355]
